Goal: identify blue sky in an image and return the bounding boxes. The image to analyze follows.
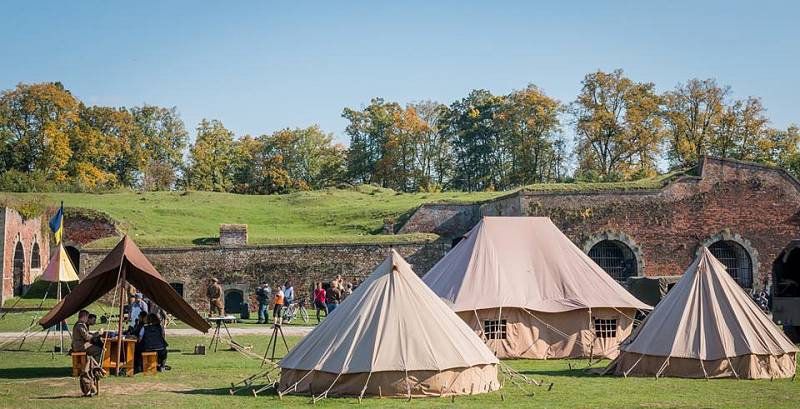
[2,1,798,145]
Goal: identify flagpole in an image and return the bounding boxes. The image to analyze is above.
[57,282,63,354]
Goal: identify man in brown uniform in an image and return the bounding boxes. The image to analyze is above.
[72,310,102,361]
[206,278,224,316]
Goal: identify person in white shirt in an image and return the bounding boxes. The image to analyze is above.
[129,293,148,331]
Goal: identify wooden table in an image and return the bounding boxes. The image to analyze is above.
[102,337,137,376]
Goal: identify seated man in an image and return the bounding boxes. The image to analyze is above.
[86,314,105,348]
[72,310,102,362]
[139,313,169,371]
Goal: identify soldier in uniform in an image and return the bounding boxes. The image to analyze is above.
[206,278,224,316]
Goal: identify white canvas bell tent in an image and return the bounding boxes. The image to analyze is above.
[604,248,797,379]
[278,250,500,398]
[422,217,651,359]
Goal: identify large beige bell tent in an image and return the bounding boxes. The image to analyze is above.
[422,217,651,359]
[604,248,797,379]
[278,250,500,398]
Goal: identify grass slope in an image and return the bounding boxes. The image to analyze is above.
[1,173,683,248]
[0,335,797,408]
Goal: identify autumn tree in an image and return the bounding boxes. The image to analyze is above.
[500,85,565,185]
[411,101,451,190]
[662,79,729,168]
[130,105,188,190]
[186,119,237,191]
[571,69,663,181]
[0,82,80,181]
[262,126,346,190]
[441,90,509,191]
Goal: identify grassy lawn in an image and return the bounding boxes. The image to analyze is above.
[0,174,683,248]
[0,334,797,408]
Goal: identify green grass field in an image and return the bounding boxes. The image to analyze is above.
[0,334,798,409]
[0,172,683,248]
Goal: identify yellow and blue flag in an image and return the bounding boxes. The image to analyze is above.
[49,202,64,244]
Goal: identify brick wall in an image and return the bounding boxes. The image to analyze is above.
[0,207,49,305]
[398,157,800,290]
[79,241,446,311]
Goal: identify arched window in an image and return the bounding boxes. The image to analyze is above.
[709,240,753,288]
[588,240,638,283]
[13,241,25,296]
[31,242,41,269]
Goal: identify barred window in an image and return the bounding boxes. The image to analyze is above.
[594,318,617,339]
[483,319,507,340]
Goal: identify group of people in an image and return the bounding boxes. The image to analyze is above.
[70,302,170,374]
[207,275,359,325]
[312,275,355,323]
[255,281,294,324]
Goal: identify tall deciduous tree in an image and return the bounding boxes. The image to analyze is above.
[263,126,346,190]
[662,78,729,168]
[442,90,508,191]
[130,105,188,190]
[571,69,663,181]
[0,82,80,181]
[187,119,236,192]
[500,85,565,185]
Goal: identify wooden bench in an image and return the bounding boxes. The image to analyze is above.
[142,352,158,375]
[71,352,87,377]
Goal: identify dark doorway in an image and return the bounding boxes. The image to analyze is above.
[224,289,243,314]
[65,245,80,273]
[709,240,753,288]
[588,240,638,283]
[13,242,25,296]
[170,282,184,298]
[774,247,800,298]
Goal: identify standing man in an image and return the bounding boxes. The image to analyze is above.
[272,286,285,325]
[207,278,224,316]
[255,282,271,324]
[129,293,148,331]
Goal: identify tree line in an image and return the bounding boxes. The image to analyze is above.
[1,71,797,194]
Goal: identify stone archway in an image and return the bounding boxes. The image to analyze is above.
[64,244,81,273]
[224,289,244,314]
[699,230,759,289]
[583,230,645,282]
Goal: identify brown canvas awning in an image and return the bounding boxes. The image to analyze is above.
[39,236,210,333]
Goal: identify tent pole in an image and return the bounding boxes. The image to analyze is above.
[115,265,126,375]
[57,283,63,354]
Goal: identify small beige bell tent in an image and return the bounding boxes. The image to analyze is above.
[422,217,651,359]
[278,250,500,398]
[604,248,797,379]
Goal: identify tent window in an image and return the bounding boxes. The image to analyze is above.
[709,240,753,288]
[31,242,41,269]
[588,240,637,283]
[170,282,184,297]
[483,319,507,340]
[593,318,617,339]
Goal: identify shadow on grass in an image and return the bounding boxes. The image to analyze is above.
[0,366,70,379]
[192,237,219,246]
[519,366,599,378]
[174,385,278,397]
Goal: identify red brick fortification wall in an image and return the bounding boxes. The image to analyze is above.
[63,208,118,246]
[1,207,49,304]
[521,158,800,289]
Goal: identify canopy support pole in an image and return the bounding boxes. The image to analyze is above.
[622,354,644,378]
[726,357,740,380]
[115,264,126,376]
[655,356,670,379]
